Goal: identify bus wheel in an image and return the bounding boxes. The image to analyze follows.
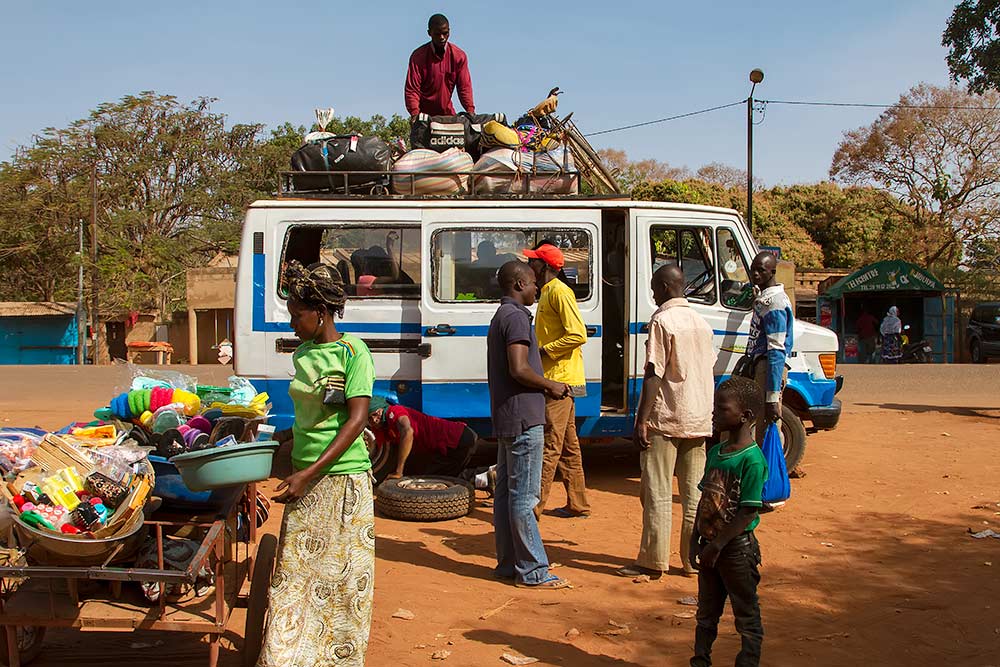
[780,406,807,472]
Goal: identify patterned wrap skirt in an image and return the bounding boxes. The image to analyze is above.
[257,472,375,667]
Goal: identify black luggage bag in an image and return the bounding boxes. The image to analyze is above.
[409,112,507,160]
[288,135,392,193]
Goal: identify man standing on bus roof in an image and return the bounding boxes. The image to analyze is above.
[404,14,476,119]
[524,242,592,520]
[747,251,794,440]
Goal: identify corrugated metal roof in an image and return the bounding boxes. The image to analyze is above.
[0,302,78,317]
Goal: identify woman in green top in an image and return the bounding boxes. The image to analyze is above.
[257,261,376,667]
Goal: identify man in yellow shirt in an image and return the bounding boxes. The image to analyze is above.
[524,242,591,519]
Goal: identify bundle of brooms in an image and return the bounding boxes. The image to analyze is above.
[3,434,153,541]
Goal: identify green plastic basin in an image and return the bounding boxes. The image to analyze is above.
[169,441,279,491]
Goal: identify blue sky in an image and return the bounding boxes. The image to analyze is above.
[0,0,954,185]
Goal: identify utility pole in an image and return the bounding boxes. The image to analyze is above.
[90,162,100,365]
[747,68,764,234]
[76,219,85,365]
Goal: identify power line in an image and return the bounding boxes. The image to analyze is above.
[761,98,1000,111]
[581,97,1000,138]
[584,100,745,137]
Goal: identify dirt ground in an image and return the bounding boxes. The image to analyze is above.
[1,364,999,666]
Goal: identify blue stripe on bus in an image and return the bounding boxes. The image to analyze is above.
[628,321,750,336]
[252,256,602,337]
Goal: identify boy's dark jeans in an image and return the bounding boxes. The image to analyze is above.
[691,531,763,667]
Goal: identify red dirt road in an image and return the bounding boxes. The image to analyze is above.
[1,365,999,666]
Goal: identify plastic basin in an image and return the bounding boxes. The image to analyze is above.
[12,511,146,567]
[148,456,230,510]
[169,441,279,492]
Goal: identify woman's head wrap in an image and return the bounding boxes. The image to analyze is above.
[284,260,347,318]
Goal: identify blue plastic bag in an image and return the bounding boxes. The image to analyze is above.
[760,422,791,504]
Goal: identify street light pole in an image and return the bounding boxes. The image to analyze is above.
[747,68,764,234]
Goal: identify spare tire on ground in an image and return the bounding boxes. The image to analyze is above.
[375,476,474,521]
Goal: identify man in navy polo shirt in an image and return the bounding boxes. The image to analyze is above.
[487,261,571,589]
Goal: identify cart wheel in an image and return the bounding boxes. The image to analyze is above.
[0,626,46,666]
[243,534,277,667]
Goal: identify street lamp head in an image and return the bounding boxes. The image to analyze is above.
[749,69,764,84]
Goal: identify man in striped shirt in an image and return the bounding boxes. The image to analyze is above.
[746,251,794,440]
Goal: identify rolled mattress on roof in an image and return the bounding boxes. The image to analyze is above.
[472,148,578,195]
[391,148,473,195]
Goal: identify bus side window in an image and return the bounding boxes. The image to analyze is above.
[717,228,753,310]
[648,226,716,304]
[278,225,421,299]
[432,228,594,303]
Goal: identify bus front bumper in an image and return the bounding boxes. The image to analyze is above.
[808,398,842,430]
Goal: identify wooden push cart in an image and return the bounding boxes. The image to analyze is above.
[0,483,276,667]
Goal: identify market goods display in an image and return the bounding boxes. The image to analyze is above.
[0,369,274,568]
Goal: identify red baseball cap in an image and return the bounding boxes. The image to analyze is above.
[523,244,565,269]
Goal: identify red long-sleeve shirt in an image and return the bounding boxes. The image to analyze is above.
[404,42,475,117]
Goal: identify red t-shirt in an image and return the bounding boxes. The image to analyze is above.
[381,405,467,456]
[404,42,475,117]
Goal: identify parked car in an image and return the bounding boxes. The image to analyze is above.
[967,302,1000,363]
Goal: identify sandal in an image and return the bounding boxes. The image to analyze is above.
[516,575,572,589]
[616,564,663,579]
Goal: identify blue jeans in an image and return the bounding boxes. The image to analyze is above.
[493,425,549,585]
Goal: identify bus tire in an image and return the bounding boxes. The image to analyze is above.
[781,405,807,472]
[375,476,474,522]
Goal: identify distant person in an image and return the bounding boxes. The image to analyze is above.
[367,398,479,478]
[619,264,716,580]
[880,306,903,364]
[404,14,475,118]
[487,260,571,589]
[855,307,879,364]
[747,251,794,440]
[524,243,591,519]
[474,240,501,267]
[690,377,768,667]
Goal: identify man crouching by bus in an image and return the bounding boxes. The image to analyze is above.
[368,397,480,479]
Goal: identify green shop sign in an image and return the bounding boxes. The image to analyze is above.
[823,260,944,299]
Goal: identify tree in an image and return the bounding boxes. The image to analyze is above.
[695,162,762,192]
[943,0,1000,93]
[0,139,87,301]
[0,92,268,314]
[0,96,416,313]
[597,149,690,193]
[830,84,1000,270]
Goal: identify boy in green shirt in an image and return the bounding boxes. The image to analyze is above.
[690,377,768,667]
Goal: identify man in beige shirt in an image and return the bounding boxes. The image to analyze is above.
[619,263,717,578]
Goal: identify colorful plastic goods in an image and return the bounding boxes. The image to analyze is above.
[21,511,55,531]
[40,479,81,512]
[71,424,117,440]
[171,389,201,416]
[152,409,183,434]
[150,386,175,412]
[187,416,211,433]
